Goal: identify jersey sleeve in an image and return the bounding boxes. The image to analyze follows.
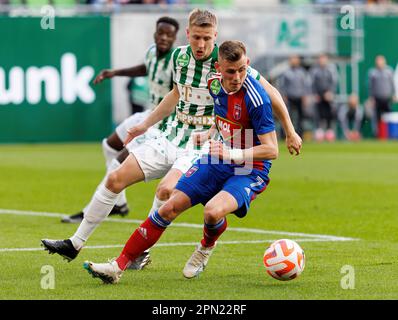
[171,47,180,84]
[247,66,261,81]
[246,81,275,136]
[144,44,156,70]
[207,74,222,99]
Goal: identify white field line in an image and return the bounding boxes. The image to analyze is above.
[0,208,359,254]
[0,238,353,253]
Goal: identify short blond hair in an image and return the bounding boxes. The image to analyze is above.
[188,9,217,28]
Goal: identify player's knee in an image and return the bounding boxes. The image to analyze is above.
[158,200,178,222]
[156,183,173,201]
[204,204,225,223]
[105,170,125,193]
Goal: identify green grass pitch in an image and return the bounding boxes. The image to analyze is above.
[0,141,397,300]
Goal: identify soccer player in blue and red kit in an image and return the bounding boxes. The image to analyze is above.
[84,40,278,284]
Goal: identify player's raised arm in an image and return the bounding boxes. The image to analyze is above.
[124,85,180,145]
[93,64,147,84]
[259,76,302,156]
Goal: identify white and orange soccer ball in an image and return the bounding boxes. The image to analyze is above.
[263,239,305,281]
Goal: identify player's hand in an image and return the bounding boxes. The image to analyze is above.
[93,70,115,84]
[192,130,210,147]
[209,140,228,160]
[124,123,148,146]
[286,131,302,156]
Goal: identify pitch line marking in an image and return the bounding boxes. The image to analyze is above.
[0,208,359,243]
[0,238,357,253]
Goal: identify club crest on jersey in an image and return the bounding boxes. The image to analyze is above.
[206,71,217,82]
[177,53,190,67]
[233,104,242,120]
[185,166,199,178]
[215,115,243,141]
[210,79,221,95]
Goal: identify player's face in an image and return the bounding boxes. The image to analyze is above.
[217,55,249,93]
[154,23,177,54]
[187,25,217,60]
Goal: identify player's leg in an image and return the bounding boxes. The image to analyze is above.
[41,153,146,261]
[62,112,151,223]
[130,154,197,270]
[106,132,124,153]
[148,168,183,216]
[83,189,193,284]
[42,136,175,262]
[61,134,127,224]
[183,190,237,279]
[127,168,183,270]
[73,153,145,248]
[183,169,270,279]
[105,134,130,212]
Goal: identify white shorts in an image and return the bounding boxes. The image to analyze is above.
[115,110,162,152]
[131,135,202,182]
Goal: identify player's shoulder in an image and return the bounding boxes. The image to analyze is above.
[242,74,270,108]
[145,43,157,58]
[207,73,222,96]
[171,45,191,67]
[247,66,261,81]
[171,45,190,57]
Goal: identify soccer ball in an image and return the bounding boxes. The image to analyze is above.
[263,239,305,281]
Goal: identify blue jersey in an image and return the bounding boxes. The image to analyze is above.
[208,73,275,171]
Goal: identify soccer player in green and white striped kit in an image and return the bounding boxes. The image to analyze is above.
[43,16,179,270]
[41,9,302,272]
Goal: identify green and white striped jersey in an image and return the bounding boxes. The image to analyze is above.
[163,45,218,148]
[164,44,261,148]
[144,44,176,132]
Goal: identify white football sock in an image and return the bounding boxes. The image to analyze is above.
[148,195,166,217]
[70,185,119,250]
[102,138,122,168]
[82,158,127,214]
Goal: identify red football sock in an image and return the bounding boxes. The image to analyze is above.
[116,217,166,270]
[201,218,227,248]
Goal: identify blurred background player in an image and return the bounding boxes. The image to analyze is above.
[279,54,310,138]
[61,16,179,224]
[310,53,338,142]
[337,93,364,141]
[367,55,397,138]
[82,40,278,284]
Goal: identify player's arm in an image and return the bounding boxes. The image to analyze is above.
[193,124,217,146]
[209,131,278,163]
[258,76,302,155]
[244,131,279,161]
[93,64,147,84]
[123,85,180,145]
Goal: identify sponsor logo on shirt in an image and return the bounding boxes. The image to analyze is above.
[177,53,190,67]
[216,115,243,141]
